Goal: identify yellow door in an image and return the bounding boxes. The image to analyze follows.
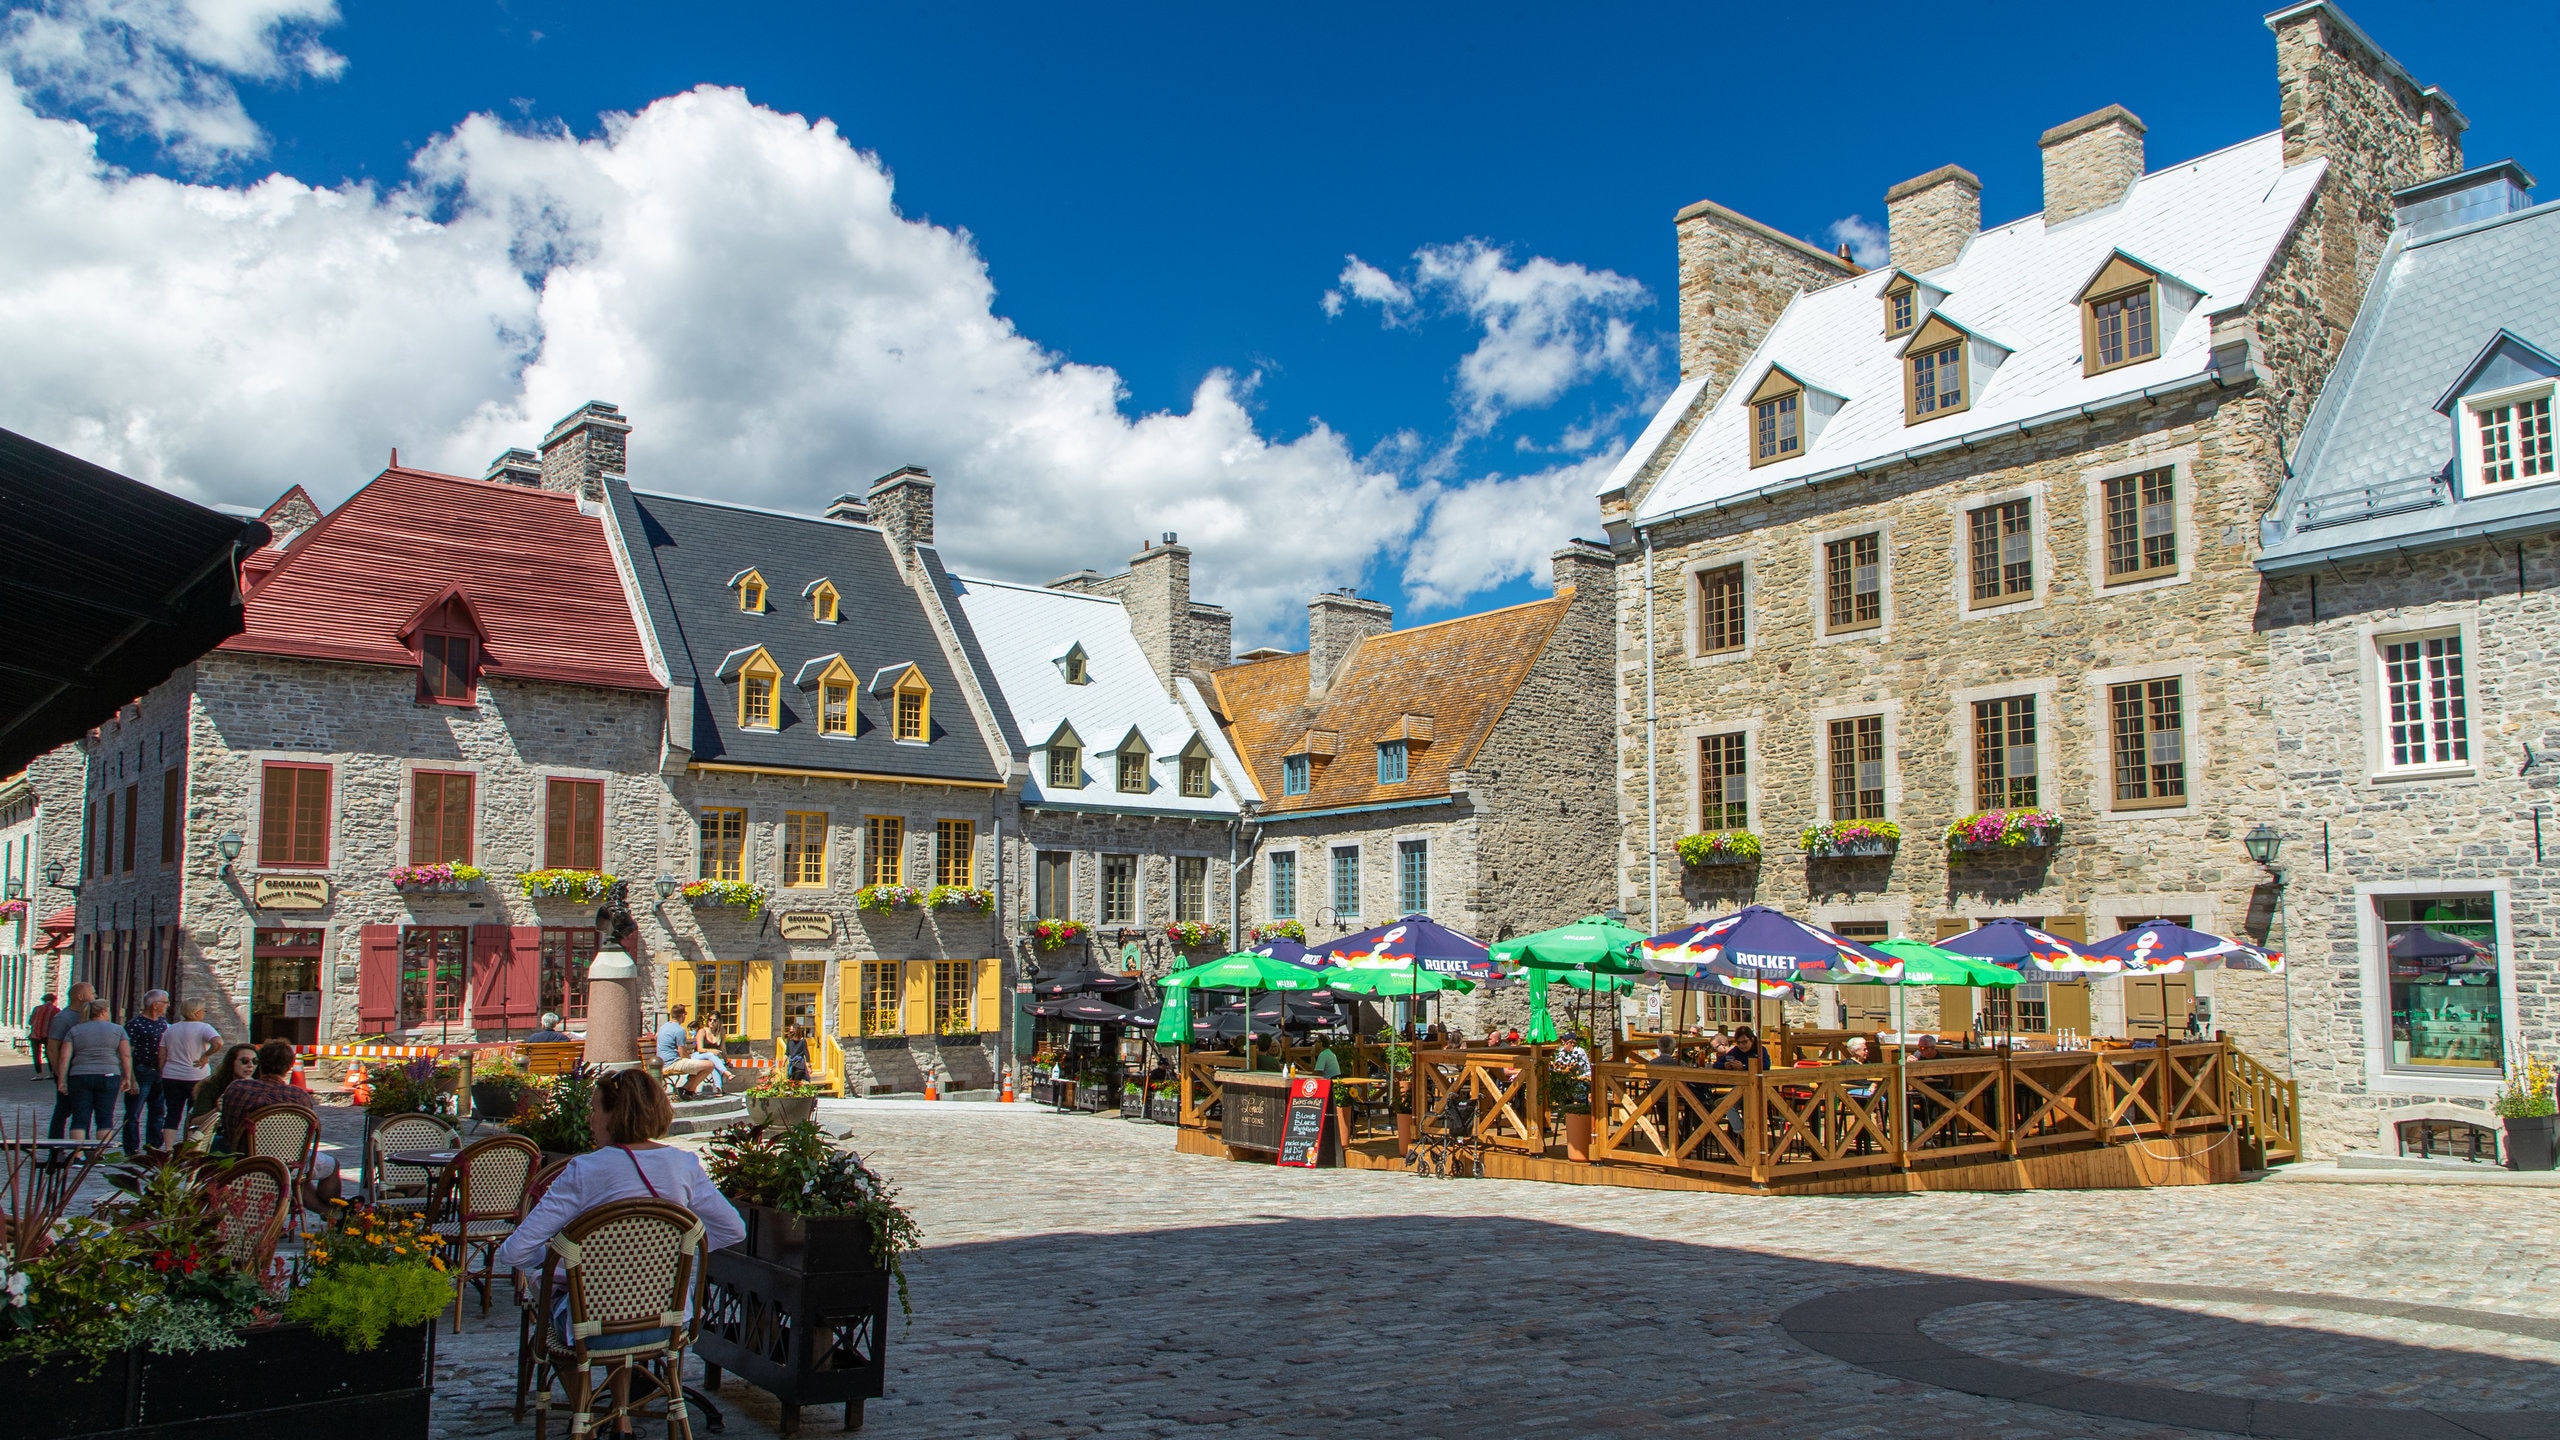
[663,961,696,1027]
[742,961,774,1041]
[903,961,932,1036]
[780,984,839,1092]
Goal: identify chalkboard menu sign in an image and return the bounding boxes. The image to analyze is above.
[1276,1076,1331,1168]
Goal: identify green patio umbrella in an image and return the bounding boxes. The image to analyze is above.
[1495,915,1648,1056]
[1316,964,1476,997]
[1524,978,1558,1044]
[1161,951,1328,1068]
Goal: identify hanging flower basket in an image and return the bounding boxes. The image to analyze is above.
[0,898,28,919]
[1801,821,1901,859]
[855,883,925,913]
[1163,920,1227,950]
[1945,809,2062,855]
[1029,919,1089,951]
[925,885,994,912]
[1246,919,1305,944]
[682,879,770,915]
[518,869,614,901]
[1675,831,1761,867]
[386,862,484,893]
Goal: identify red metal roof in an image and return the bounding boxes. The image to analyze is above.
[220,467,661,694]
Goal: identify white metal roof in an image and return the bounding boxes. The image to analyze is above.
[1625,133,2326,521]
[951,574,1242,817]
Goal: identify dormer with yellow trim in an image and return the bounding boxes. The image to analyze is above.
[731,568,768,613]
[796,653,858,735]
[2074,249,2199,378]
[804,577,840,623]
[1744,363,1849,468]
[718,645,784,729]
[872,662,932,744]
[1898,312,2011,425]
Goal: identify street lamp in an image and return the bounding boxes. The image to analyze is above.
[41,859,77,897]
[215,831,244,880]
[2242,823,2293,1078]
[2242,824,2283,871]
[653,874,681,901]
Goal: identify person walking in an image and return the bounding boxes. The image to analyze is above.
[45,981,96,1138]
[25,992,59,1078]
[56,998,134,1144]
[156,1000,222,1148]
[121,990,170,1155]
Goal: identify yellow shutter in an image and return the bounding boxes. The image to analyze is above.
[902,961,932,1036]
[1934,917,1969,941]
[837,961,863,1039]
[742,961,775,1040]
[2051,983,2092,1036]
[974,957,1000,1034]
[663,961,696,1024]
[2044,914,2087,943]
[1935,985,1975,1036]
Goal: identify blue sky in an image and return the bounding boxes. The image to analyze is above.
[6,1,2557,644]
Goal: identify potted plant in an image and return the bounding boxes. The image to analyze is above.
[385,862,485,893]
[1543,1043,1594,1162]
[925,884,993,912]
[509,1066,597,1161]
[701,1119,921,1303]
[468,1065,539,1124]
[1146,1079,1181,1124]
[680,879,770,916]
[1380,1032,1417,1146]
[743,1074,823,1129]
[1247,919,1306,944]
[1801,819,1902,859]
[1120,1080,1146,1118]
[2494,1056,2558,1171]
[1945,809,2062,855]
[518,868,615,902]
[855,883,926,913]
[1676,831,1761,868]
[1029,918,1089,951]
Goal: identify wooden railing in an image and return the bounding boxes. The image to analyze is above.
[1410,1047,1545,1152]
[2225,1043,2301,1165]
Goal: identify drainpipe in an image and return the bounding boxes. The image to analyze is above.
[1643,528,1660,935]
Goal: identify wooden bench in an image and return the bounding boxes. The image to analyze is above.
[522,1041,584,1076]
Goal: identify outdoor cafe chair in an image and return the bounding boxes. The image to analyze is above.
[429,1132,540,1330]
[240,1102,322,1236]
[209,1154,291,1277]
[366,1111,460,1215]
[511,1155,576,1420]
[523,1197,711,1440]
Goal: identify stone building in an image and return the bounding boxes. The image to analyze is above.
[950,539,1251,995]
[2256,161,2560,1158]
[602,468,1018,1095]
[1207,542,1619,1032]
[71,455,667,1045]
[1598,3,2461,1057]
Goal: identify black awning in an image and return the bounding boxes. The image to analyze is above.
[0,426,269,773]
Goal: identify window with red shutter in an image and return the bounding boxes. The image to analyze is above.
[259,763,330,867]
[357,924,402,1033]
[411,771,474,865]
[543,779,603,871]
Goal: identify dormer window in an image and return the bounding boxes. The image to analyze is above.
[866,663,931,743]
[805,579,840,623]
[736,650,782,729]
[1058,644,1090,685]
[1112,728,1152,793]
[1911,342,1963,416]
[1886,282,1917,337]
[1041,721,1084,789]
[895,680,928,741]
[398,589,489,708]
[1282,755,1310,796]
[1749,368,1802,468]
[1899,313,1993,425]
[2089,287,2155,371]
[1376,741,1409,785]
[797,655,858,736]
[2466,384,2558,491]
[2075,251,2188,378]
[732,569,768,613]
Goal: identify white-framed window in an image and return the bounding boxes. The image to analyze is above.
[2381,630,2469,770]
[2463,381,2559,493]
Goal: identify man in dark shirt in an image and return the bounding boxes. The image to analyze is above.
[523,1012,576,1044]
[1714,1027,1770,1072]
[219,1040,339,1203]
[121,990,169,1154]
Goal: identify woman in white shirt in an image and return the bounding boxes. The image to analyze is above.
[497,1068,746,1341]
[156,1001,223,1148]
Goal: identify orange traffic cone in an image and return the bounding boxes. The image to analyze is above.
[287,1056,309,1091]
[347,1064,372,1106]
[1000,1073,1016,1103]
[923,1079,940,1101]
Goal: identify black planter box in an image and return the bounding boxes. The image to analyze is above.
[699,1204,890,1434]
[10,1320,432,1440]
[2507,1114,2559,1171]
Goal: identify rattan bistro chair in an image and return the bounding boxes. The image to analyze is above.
[429,1132,541,1330]
[239,1102,323,1236]
[512,1155,576,1420]
[366,1112,461,1215]
[209,1155,292,1277]
[526,1198,710,1440]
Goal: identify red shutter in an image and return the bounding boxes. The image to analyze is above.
[469,924,514,1034]
[358,924,401,1033]
[505,927,544,1028]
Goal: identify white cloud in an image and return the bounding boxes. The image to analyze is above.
[2,0,341,163]
[1333,240,1654,442]
[0,77,1436,642]
[1399,451,1617,612]
[1826,214,1887,268]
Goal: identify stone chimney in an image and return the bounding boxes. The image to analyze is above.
[1184,601,1234,675]
[2040,105,2146,224]
[1550,538,1615,603]
[1672,198,1862,395]
[823,493,870,524]
[866,465,934,566]
[1117,535,1192,697]
[538,402,630,501]
[485,447,542,488]
[1885,165,1982,274]
[1306,591,1392,699]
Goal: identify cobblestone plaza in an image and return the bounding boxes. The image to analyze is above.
[405,1101,2560,1438]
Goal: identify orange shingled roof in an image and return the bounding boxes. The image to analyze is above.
[1210,591,1573,815]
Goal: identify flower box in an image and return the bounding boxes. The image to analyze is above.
[1676,831,1761,867]
[698,1204,890,1431]
[1801,821,1901,860]
[854,883,925,913]
[1163,920,1227,950]
[386,863,484,894]
[1029,919,1089,951]
[10,1320,433,1440]
[935,1030,985,1048]
[1246,920,1306,944]
[1809,839,1895,858]
[682,879,770,915]
[1146,1094,1182,1125]
[925,885,993,912]
[517,869,614,902]
[1945,809,2063,856]
[745,1094,821,1129]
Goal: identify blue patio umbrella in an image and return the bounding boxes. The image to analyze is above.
[1937,918,2116,980]
[1246,937,1318,967]
[1636,905,1900,1000]
[1309,914,1495,978]
[2088,919,2281,975]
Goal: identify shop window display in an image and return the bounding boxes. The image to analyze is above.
[2382,895,2501,1073]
